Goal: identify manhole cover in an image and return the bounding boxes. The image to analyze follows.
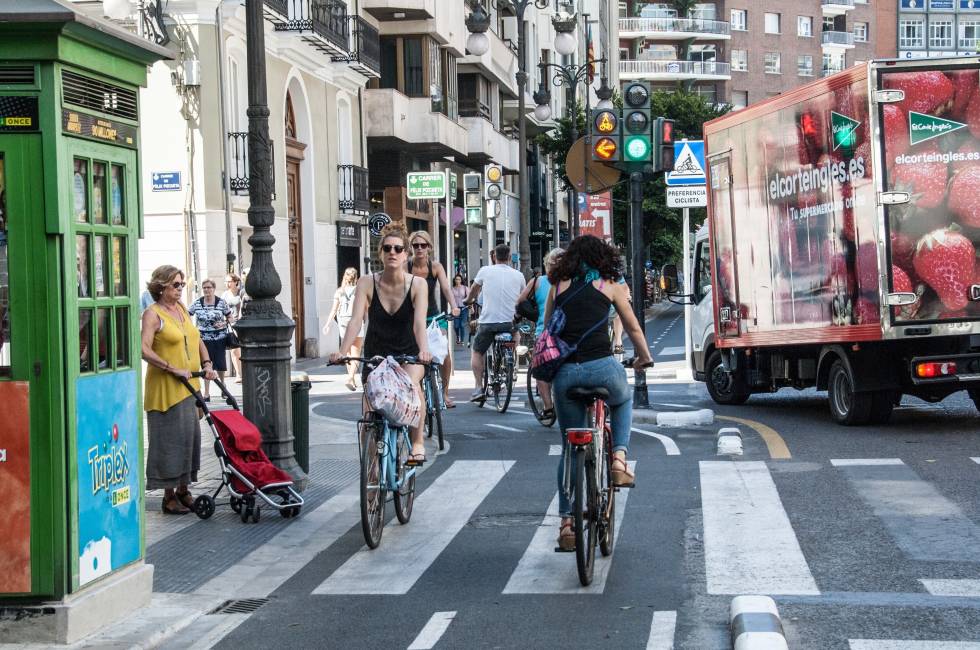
[209,598,269,615]
[468,514,543,529]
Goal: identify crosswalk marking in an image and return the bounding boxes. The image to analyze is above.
[850,641,980,649]
[700,461,819,595]
[313,460,514,595]
[503,462,636,594]
[834,459,980,562]
[631,427,681,455]
[548,445,562,456]
[919,579,980,597]
[971,457,980,465]
[830,458,904,466]
[486,423,523,432]
[646,610,677,650]
[407,611,456,650]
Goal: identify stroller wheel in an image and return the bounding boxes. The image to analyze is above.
[278,490,300,519]
[230,496,243,514]
[193,495,215,520]
[241,496,255,523]
[251,505,261,523]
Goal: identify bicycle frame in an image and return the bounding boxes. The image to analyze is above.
[560,400,612,523]
[362,414,417,495]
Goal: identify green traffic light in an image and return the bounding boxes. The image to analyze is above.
[624,135,651,161]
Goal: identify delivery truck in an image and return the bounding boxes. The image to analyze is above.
[663,57,980,425]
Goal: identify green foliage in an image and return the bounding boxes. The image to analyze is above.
[534,100,586,190]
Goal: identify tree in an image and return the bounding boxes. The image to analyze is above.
[534,100,586,190]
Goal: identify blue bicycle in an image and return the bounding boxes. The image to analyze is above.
[336,355,422,549]
[422,312,453,451]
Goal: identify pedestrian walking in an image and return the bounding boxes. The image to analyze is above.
[451,274,469,345]
[188,279,232,401]
[327,267,365,391]
[221,273,244,382]
[141,265,217,515]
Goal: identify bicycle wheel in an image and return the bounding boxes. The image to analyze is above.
[599,428,615,557]
[573,446,597,586]
[393,429,415,524]
[423,375,433,439]
[494,352,513,413]
[359,420,386,549]
[431,368,445,451]
[476,354,489,408]
[527,370,543,420]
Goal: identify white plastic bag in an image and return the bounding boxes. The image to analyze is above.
[364,356,421,428]
[427,320,449,364]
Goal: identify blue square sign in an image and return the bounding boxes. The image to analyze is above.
[665,141,706,186]
[151,171,181,192]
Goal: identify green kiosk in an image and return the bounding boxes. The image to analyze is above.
[0,1,169,643]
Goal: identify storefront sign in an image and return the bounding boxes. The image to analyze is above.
[337,221,361,247]
[0,382,30,593]
[0,96,39,132]
[579,192,614,241]
[63,109,138,149]
[76,370,140,587]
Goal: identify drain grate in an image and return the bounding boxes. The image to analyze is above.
[209,598,269,615]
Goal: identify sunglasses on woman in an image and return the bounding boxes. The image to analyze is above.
[172,282,186,289]
[412,242,429,249]
[382,244,405,254]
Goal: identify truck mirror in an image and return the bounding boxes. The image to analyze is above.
[661,264,679,293]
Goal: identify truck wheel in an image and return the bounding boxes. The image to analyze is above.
[828,360,872,425]
[705,350,750,405]
[868,390,895,425]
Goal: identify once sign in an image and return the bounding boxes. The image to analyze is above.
[406,172,446,200]
[666,186,707,208]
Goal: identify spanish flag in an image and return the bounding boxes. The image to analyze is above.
[587,23,596,82]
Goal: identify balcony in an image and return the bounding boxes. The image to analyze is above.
[272,0,349,56]
[332,16,381,78]
[619,59,731,81]
[460,116,517,171]
[363,89,468,160]
[821,0,855,16]
[619,17,731,42]
[227,132,275,195]
[338,164,370,215]
[821,30,855,49]
[458,29,519,96]
[362,0,435,21]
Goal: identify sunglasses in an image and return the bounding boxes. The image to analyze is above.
[172,282,186,289]
[412,242,429,249]
[382,244,405,254]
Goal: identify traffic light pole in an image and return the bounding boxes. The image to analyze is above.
[629,170,648,408]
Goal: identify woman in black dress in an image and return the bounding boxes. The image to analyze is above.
[329,225,431,462]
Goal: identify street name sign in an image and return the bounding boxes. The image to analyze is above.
[406,172,446,200]
[151,171,181,192]
[666,186,707,208]
[665,140,706,186]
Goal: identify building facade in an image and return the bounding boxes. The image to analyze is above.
[896,0,980,60]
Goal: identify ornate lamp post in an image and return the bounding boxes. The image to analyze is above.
[466,0,548,276]
[235,0,307,489]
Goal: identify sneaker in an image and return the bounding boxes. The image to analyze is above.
[469,389,485,402]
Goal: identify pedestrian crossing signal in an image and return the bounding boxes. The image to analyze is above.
[653,117,676,172]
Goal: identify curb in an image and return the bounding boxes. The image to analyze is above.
[730,595,788,650]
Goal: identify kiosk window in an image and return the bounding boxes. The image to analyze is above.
[94,235,108,298]
[0,153,9,377]
[110,165,124,225]
[73,158,88,223]
[96,307,111,370]
[76,234,90,298]
[112,236,126,296]
[92,162,107,224]
[115,306,129,367]
[79,308,93,373]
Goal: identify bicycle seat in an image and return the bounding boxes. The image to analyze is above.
[494,332,513,342]
[565,387,610,403]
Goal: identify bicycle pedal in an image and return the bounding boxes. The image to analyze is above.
[553,546,575,553]
[614,482,636,489]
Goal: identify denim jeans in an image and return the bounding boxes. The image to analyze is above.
[454,307,469,343]
[552,355,633,516]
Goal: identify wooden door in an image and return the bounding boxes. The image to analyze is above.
[286,157,304,353]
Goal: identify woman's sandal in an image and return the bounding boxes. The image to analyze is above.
[539,408,556,426]
[162,496,190,515]
[611,456,636,488]
[406,452,426,467]
[557,521,576,551]
[444,395,455,408]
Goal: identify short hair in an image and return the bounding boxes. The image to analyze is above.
[494,244,511,263]
[201,278,216,289]
[147,265,184,301]
[225,273,241,284]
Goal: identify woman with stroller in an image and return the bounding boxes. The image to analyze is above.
[543,236,654,550]
[326,267,365,391]
[141,265,218,515]
[188,278,232,401]
[329,225,432,464]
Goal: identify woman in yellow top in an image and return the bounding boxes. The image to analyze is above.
[141,265,217,515]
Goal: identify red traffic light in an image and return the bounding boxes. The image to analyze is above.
[662,119,674,144]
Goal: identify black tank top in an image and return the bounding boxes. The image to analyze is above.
[554,279,612,364]
[363,274,419,358]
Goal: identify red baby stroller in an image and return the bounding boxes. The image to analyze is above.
[180,373,304,523]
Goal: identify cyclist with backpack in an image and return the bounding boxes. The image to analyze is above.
[539,235,653,550]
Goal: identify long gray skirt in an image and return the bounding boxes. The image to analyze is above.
[146,396,201,490]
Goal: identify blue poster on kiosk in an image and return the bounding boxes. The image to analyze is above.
[75,370,141,586]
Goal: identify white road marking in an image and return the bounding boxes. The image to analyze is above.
[658,346,686,356]
[653,402,696,409]
[700,461,819,595]
[407,611,457,650]
[919,579,980,597]
[503,462,636,594]
[486,423,524,432]
[830,458,904,466]
[631,427,681,456]
[313,460,514,595]
[548,445,562,456]
[646,610,677,650]
[850,642,980,650]
[971,457,980,465]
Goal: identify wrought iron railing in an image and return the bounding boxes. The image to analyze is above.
[334,16,381,77]
[264,0,288,19]
[273,0,349,54]
[228,132,249,194]
[338,164,370,214]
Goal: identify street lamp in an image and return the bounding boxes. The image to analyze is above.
[464,4,491,56]
[466,0,548,277]
[235,0,307,489]
[595,76,614,111]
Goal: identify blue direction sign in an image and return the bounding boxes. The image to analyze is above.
[665,140,706,186]
[151,171,181,192]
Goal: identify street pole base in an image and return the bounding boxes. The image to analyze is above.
[633,369,650,409]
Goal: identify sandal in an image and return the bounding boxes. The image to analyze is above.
[175,489,195,509]
[444,395,455,409]
[406,452,426,467]
[611,456,635,487]
[539,408,556,426]
[162,496,190,515]
[557,520,576,551]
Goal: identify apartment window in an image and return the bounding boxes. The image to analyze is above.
[823,16,835,32]
[823,52,845,75]
[959,21,980,49]
[929,19,954,49]
[798,16,812,37]
[899,18,925,48]
[764,13,780,34]
[404,37,425,96]
[731,49,747,71]
[798,55,814,76]
[731,90,748,109]
[764,52,781,73]
[854,22,868,42]
[730,9,747,31]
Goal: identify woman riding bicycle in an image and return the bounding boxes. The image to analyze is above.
[329,225,432,464]
[407,230,460,407]
[544,235,653,550]
[516,247,563,423]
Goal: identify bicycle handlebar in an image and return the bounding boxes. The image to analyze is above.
[622,357,655,370]
[329,354,425,367]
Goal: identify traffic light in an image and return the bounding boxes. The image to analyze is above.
[463,172,483,225]
[484,163,503,200]
[653,117,676,172]
[591,108,620,162]
[621,82,652,163]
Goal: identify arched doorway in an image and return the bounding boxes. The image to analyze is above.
[284,92,307,353]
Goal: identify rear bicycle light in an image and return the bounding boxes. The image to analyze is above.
[566,428,593,445]
[915,361,957,378]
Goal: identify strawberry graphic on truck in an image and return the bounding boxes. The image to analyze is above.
[662,59,980,425]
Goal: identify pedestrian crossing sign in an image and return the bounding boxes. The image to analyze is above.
[665,140,706,186]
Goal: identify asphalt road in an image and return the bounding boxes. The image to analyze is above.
[203,304,980,650]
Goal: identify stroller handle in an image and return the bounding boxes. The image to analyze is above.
[178,372,240,412]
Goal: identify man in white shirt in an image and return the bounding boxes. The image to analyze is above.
[466,243,525,401]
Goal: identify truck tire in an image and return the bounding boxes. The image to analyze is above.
[828,360,873,425]
[705,350,750,405]
[868,390,895,425]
